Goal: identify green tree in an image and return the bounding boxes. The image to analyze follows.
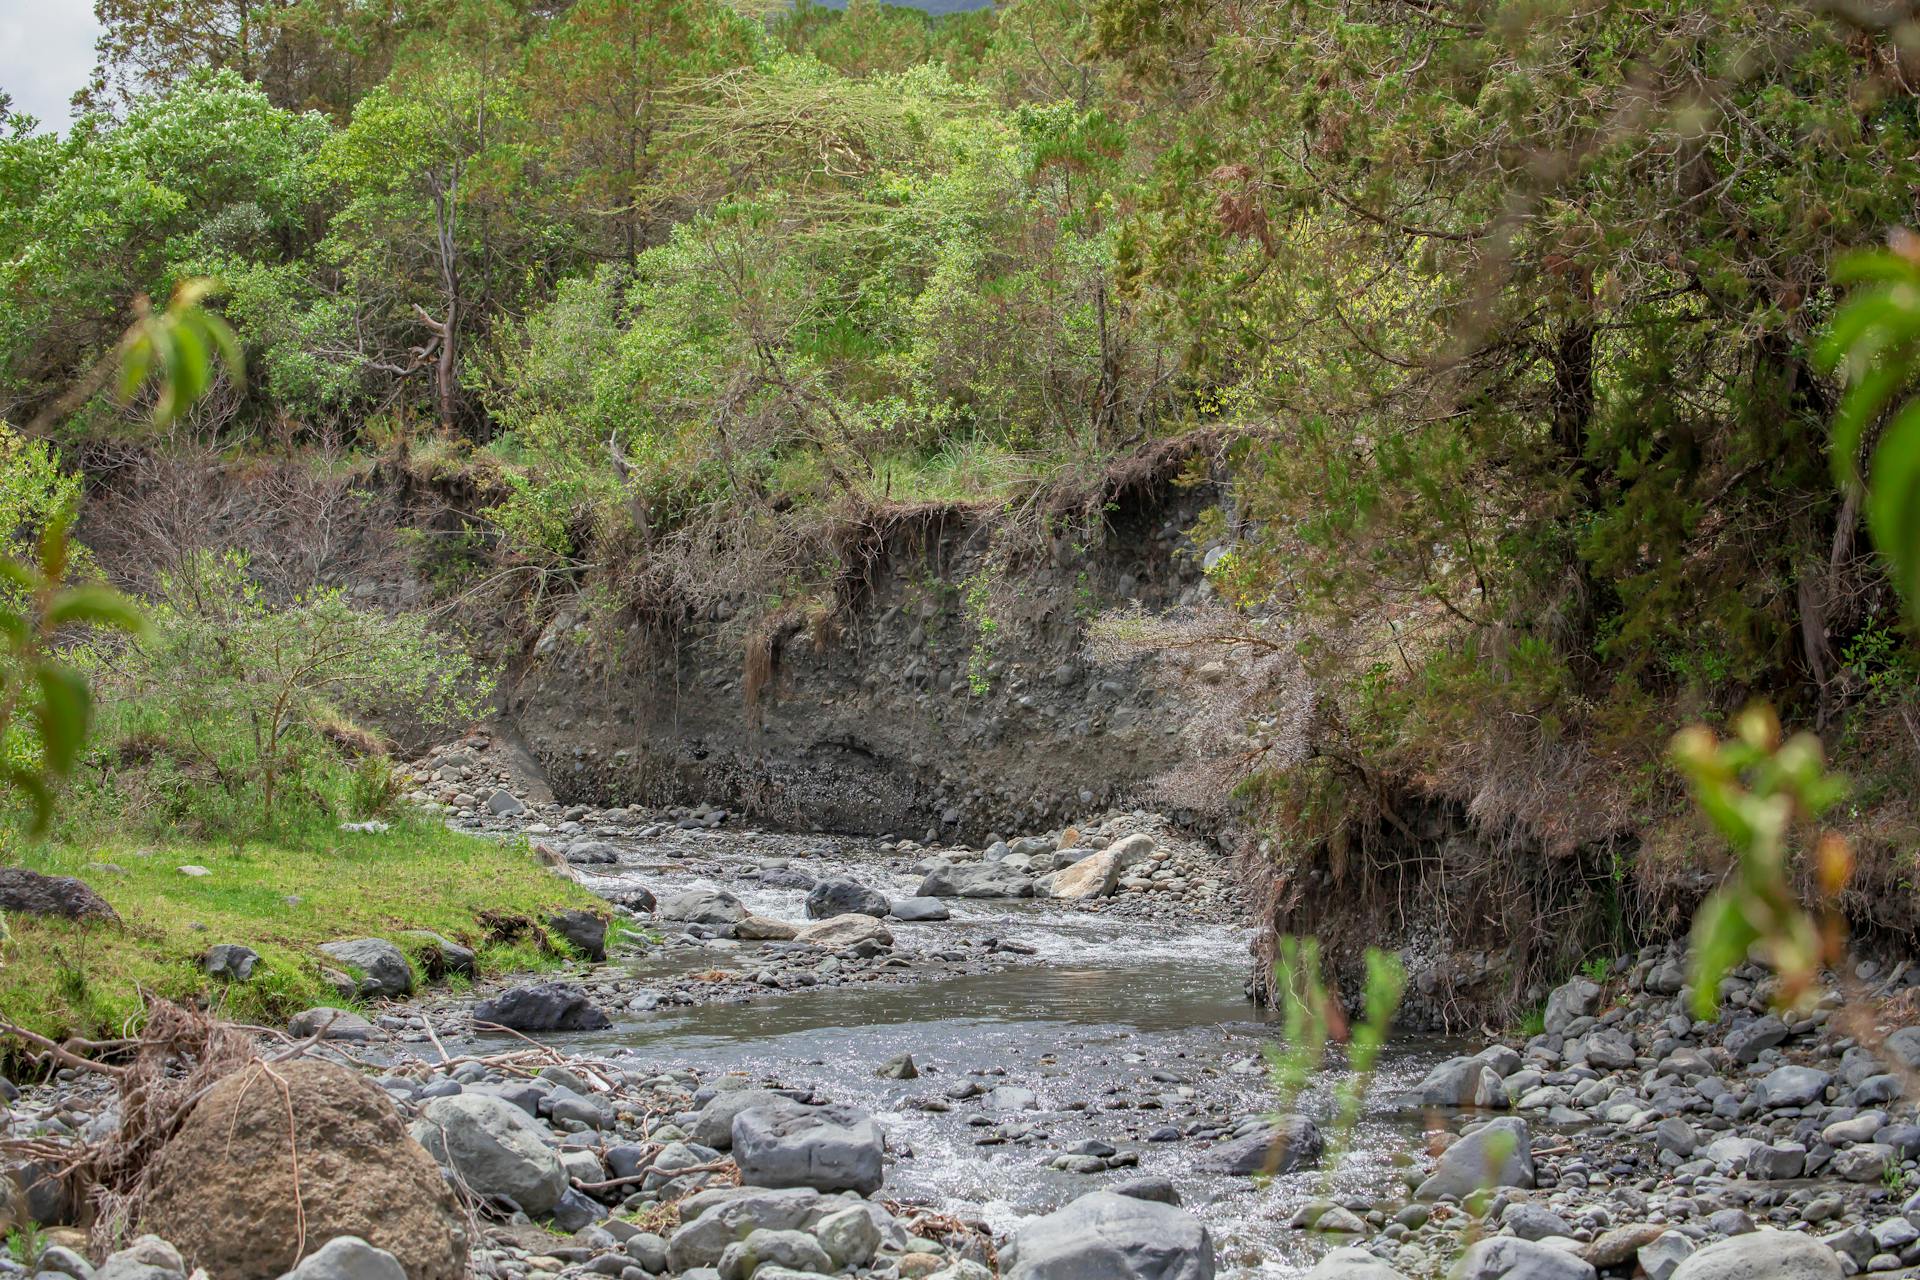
[525,0,755,264]
[318,7,543,430]
[101,549,490,817]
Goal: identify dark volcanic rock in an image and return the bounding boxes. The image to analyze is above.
[0,868,120,922]
[472,982,612,1031]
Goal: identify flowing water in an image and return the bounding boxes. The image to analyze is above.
[475,825,1457,1275]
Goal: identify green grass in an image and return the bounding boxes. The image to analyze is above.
[0,817,602,1053]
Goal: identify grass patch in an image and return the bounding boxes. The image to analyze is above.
[0,817,601,1054]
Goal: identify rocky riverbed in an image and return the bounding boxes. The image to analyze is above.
[9,758,1920,1280]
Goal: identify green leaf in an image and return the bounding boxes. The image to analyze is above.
[1688,889,1759,1021]
[5,766,54,837]
[34,664,92,777]
[47,585,149,637]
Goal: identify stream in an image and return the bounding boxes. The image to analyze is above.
[448,821,1460,1276]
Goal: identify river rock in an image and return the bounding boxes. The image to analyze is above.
[1757,1064,1830,1109]
[1198,1115,1323,1175]
[658,886,748,925]
[1454,1236,1596,1280]
[813,1205,881,1269]
[203,944,259,982]
[805,879,889,919]
[999,1190,1214,1280]
[1415,1117,1534,1200]
[484,788,525,816]
[665,1187,824,1271]
[1667,1232,1844,1279]
[1542,976,1602,1036]
[737,915,800,940]
[0,868,119,922]
[400,931,476,978]
[1303,1247,1410,1279]
[94,1236,184,1280]
[889,897,951,921]
[731,1101,885,1194]
[1397,1056,1505,1109]
[794,914,893,949]
[472,981,611,1031]
[316,938,413,998]
[287,1007,377,1042]
[409,1092,569,1215]
[546,910,607,961]
[1042,835,1154,900]
[1639,1231,1695,1280]
[716,1228,832,1280]
[275,1236,407,1280]
[693,1089,793,1149]
[916,863,1034,898]
[143,1060,466,1280]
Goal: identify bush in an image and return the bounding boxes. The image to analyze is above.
[84,549,490,830]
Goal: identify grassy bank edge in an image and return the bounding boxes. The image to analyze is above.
[0,818,603,1054]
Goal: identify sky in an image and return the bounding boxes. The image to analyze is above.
[1,0,101,131]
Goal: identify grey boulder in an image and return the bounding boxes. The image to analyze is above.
[286,1007,377,1042]
[693,1089,793,1150]
[1453,1236,1596,1280]
[273,1236,407,1280]
[204,944,260,982]
[916,863,1034,899]
[472,982,611,1032]
[1000,1190,1215,1280]
[409,1093,568,1215]
[546,910,608,961]
[657,887,748,926]
[316,938,413,998]
[1198,1116,1323,1175]
[889,897,951,921]
[1415,1117,1534,1201]
[1757,1065,1831,1109]
[804,879,889,919]
[1542,977,1601,1036]
[731,1101,885,1195]
[1397,1056,1505,1109]
[1303,1247,1410,1279]
[1668,1232,1844,1280]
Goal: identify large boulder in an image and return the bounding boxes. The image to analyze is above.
[665,1187,825,1272]
[804,880,889,919]
[0,868,119,923]
[1396,1056,1506,1109]
[731,1101,885,1195]
[889,897,951,921]
[657,887,748,926]
[275,1236,407,1280]
[1198,1116,1323,1175]
[142,1060,466,1280]
[1415,1117,1535,1201]
[794,914,893,950]
[916,863,1034,899]
[409,1092,569,1215]
[692,1089,793,1150]
[316,939,413,999]
[1303,1248,1410,1280]
[546,910,607,961]
[1668,1233,1844,1280]
[1000,1190,1214,1280]
[472,982,611,1032]
[1042,835,1156,900]
[1757,1065,1831,1109]
[1542,977,1601,1037]
[1453,1237,1596,1280]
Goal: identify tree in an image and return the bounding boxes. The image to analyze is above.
[105,549,489,816]
[525,0,754,264]
[318,8,538,430]
[0,70,327,424]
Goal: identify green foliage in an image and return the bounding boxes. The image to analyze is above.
[90,550,491,822]
[1821,236,1920,627]
[1671,705,1850,1017]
